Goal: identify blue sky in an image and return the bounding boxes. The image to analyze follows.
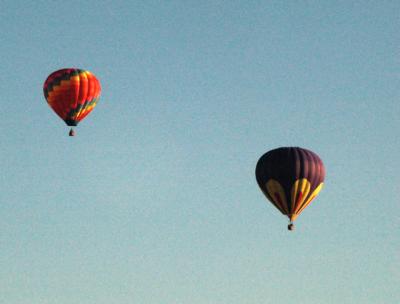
[0,1,398,303]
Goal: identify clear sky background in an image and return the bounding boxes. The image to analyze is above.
[0,1,398,303]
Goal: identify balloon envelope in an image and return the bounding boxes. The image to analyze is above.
[255,147,325,222]
[43,68,101,127]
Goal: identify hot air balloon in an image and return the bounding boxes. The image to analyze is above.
[43,68,101,136]
[255,147,325,231]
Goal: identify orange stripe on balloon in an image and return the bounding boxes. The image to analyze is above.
[74,72,89,120]
[291,179,311,214]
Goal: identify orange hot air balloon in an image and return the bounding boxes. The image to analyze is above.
[255,147,326,231]
[43,68,101,136]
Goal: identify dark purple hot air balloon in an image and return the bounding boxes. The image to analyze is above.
[255,147,326,231]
